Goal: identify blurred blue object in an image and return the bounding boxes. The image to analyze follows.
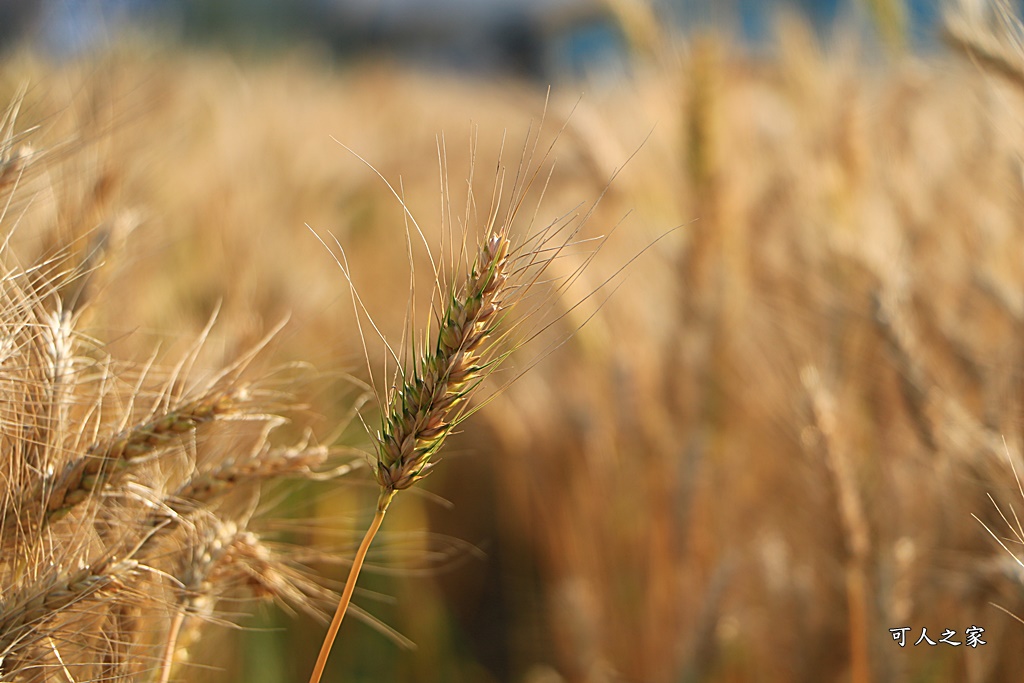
[3,1,1013,69]
[734,0,841,41]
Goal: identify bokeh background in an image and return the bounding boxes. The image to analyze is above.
[4,1,1024,681]
[0,0,957,66]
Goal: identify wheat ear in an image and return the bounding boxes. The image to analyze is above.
[307,227,510,683]
[0,557,138,665]
[39,391,240,524]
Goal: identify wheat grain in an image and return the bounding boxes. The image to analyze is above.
[375,229,510,495]
[31,390,243,525]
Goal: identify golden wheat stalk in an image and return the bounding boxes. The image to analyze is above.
[40,392,241,523]
[307,225,511,683]
[0,243,331,680]
[0,556,139,666]
[172,443,348,508]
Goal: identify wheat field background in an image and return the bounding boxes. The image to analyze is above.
[2,3,1024,682]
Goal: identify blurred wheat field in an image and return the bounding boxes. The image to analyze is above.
[4,9,1024,683]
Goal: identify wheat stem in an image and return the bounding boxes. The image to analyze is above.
[310,230,511,680]
[157,608,187,683]
[308,489,394,683]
